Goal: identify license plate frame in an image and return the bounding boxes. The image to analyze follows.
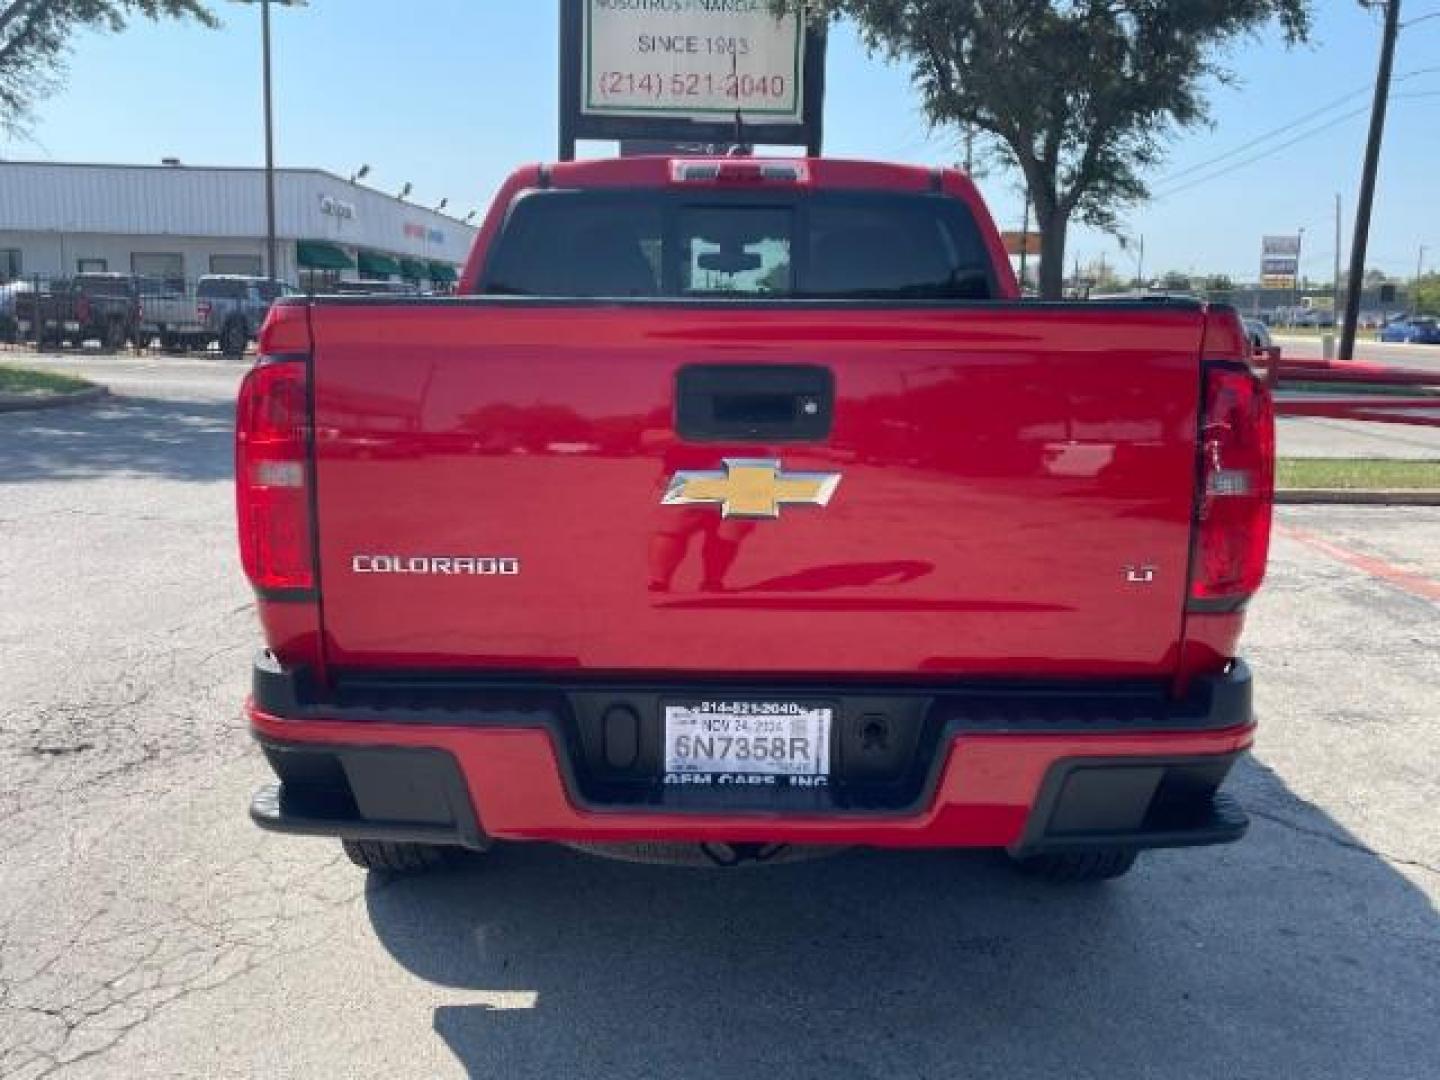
[663,700,832,783]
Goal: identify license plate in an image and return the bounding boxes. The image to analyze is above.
[664,701,831,781]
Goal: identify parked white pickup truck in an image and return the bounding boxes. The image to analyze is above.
[139,274,292,357]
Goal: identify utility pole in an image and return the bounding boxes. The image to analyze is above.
[1333,193,1342,318]
[1018,190,1031,293]
[1341,0,1402,362]
[261,0,277,282]
[1417,244,1429,314]
[1293,227,1305,315]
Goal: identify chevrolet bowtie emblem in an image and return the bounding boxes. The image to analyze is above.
[662,459,842,519]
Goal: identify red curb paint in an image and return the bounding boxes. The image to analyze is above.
[1277,525,1440,604]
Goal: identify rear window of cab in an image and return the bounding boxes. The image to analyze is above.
[482,190,996,302]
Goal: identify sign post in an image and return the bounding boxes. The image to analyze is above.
[559,0,826,160]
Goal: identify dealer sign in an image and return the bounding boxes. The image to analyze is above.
[582,0,805,122]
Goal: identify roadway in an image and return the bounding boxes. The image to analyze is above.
[1,353,1436,1079]
[1272,333,1440,374]
[1270,335,1440,459]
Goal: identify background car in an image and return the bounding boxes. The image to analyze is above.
[13,273,142,350]
[1378,317,1440,344]
[139,275,293,357]
[1242,317,1273,351]
[326,279,422,296]
[0,279,36,343]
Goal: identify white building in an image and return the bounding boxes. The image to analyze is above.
[0,160,477,290]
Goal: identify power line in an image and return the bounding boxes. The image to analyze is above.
[1150,91,1440,202]
[1152,65,1440,189]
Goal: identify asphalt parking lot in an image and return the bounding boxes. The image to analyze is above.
[1,354,1436,1079]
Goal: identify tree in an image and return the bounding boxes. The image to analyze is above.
[1159,271,1192,292]
[1414,273,1440,317]
[1,1,220,134]
[1204,273,1235,297]
[782,1,1311,298]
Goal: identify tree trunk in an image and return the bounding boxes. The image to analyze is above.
[1036,204,1069,300]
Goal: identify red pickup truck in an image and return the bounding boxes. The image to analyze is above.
[239,156,1274,882]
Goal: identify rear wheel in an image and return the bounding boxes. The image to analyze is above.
[102,318,126,352]
[341,838,450,874]
[220,320,248,359]
[1009,849,1138,883]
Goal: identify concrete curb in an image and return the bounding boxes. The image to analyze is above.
[0,385,109,414]
[1277,487,1440,506]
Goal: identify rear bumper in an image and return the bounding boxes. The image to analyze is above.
[247,655,1255,853]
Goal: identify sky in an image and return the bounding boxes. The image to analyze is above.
[2,1,1437,282]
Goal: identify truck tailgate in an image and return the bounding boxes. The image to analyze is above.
[309,302,1204,678]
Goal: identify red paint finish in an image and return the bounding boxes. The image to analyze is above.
[308,302,1211,677]
[256,601,326,674]
[249,703,1253,847]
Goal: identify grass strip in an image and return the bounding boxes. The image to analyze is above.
[1277,457,1440,490]
[0,365,95,395]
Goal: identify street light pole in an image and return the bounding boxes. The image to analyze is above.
[261,0,277,282]
[1341,0,1402,361]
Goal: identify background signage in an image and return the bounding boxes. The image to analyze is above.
[583,1,804,122]
[1001,231,1043,257]
[318,194,356,220]
[559,0,827,160]
[1260,234,1301,289]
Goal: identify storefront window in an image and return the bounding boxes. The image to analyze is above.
[1,249,20,280]
[210,254,264,276]
[131,252,185,290]
[77,258,108,274]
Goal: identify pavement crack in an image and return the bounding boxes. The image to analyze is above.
[1249,807,1440,876]
[26,743,95,758]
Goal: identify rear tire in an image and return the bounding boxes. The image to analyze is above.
[102,318,126,353]
[1009,849,1138,883]
[220,320,248,359]
[341,838,449,873]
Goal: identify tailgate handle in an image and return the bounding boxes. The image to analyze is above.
[676,364,834,442]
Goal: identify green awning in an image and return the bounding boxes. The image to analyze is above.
[296,240,354,270]
[399,258,429,281]
[356,250,402,278]
[428,261,458,283]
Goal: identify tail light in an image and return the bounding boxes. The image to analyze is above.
[75,296,91,323]
[197,300,212,322]
[236,358,314,594]
[1189,362,1275,608]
